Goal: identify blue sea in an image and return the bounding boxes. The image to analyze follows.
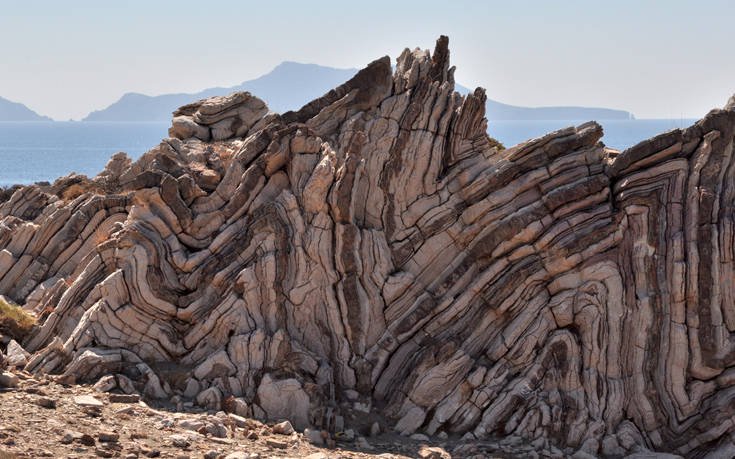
[0,119,697,187]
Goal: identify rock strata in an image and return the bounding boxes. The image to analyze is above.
[1,36,735,457]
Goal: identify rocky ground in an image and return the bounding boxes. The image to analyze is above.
[0,368,565,459]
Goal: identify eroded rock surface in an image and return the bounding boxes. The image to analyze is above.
[1,36,735,457]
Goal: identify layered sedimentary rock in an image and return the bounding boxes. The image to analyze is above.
[2,36,735,456]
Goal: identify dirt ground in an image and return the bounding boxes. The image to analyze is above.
[0,369,550,459]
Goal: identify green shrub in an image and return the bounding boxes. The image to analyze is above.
[0,297,36,341]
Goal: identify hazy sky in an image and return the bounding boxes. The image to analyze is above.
[1,0,734,120]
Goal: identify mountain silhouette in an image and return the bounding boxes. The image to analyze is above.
[0,96,52,122]
[82,62,634,122]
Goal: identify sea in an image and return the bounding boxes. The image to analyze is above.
[0,119,697,187]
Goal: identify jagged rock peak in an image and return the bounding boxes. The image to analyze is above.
[726,93,735,111]
[1,36,735,458]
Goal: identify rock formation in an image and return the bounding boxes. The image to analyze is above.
[1,36,735,457]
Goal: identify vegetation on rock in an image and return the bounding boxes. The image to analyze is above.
[0,297,35,341]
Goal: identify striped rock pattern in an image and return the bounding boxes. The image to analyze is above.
[2,37,735,456]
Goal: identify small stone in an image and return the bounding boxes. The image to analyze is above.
[222,396,249,417]
[109,393,140,403]
[265,438,288,449]
[304,454,328,459]
[203,451,219,459]
[169,434,190,448]
[272,420,294,435]
[0,371,19,388]
[224,453,250,459]
[303,428,323,445]
[205,420,228,438]
[114,405,135,415]
[353,401,371,413]
[94,375,117,393]
[61,430,83,444]
[95,447,115,458]
[158,417,175,428]
[411,433,430,442]
[6,339,30,368]
[83,405,103,417]
[74,395,104,407]
[339,428,355,441]
[35,396,57,408]
[98,431,119,442]
[418,446,451,459]
[355,436,373,450]
[370,422,381,437]
[437,431,448,440]
[116,374,136,394]
[227,413,248,428]
[179,419,205,432]
[79,433,96,446]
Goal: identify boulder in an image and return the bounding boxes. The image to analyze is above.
[196,386,222,411]
[256,374,310,429]
[6,339,30,368]
[0,371,19,388]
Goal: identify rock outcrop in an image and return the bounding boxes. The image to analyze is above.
[1,36,735,457]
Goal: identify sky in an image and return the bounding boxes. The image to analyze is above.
[1,0,734,120]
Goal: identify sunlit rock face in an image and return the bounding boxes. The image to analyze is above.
[2,36,735,457]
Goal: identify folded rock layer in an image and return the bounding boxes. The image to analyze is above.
[2,36,735,456]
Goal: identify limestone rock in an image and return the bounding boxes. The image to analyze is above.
[303,428,324,446]
[272,420,294,435]
[94,374,117,392]
[35,396,57,409]
[256,374,310,429]
[418,446,451,459]
[169,434,190,448]
[0,370,19,388]
[73,395,104,408]
[196,387,222,411]
[1,36,735,457]
[222,396,249,417]
[5,339,29,368]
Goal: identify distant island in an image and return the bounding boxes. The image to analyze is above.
[83,62,634,122]
[82,62,358,122]
[0,96,52,122]
[1,62,634,122]
[485,95,634,120]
